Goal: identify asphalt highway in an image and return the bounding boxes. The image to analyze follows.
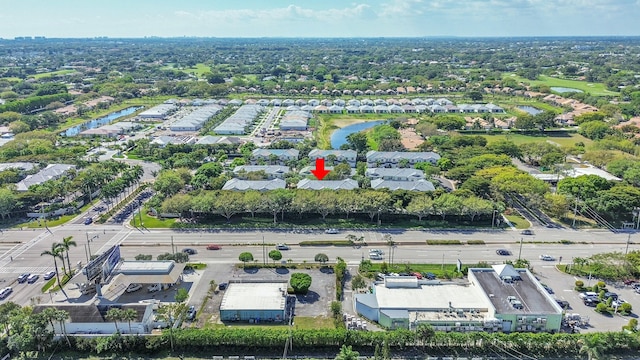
[0,222,637,306]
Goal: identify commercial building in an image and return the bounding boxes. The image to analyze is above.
[220,281,288,322]
[33,303,155,334]
[355,264,562,333]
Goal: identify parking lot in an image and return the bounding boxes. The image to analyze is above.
[533,264,637,332]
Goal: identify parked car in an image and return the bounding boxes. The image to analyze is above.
[423,272,437,280]
[43,271,56,280]
[17,273,30,283]
[27,274,39,283]
[604,292,618,301]
[187,306,197,321]
[206,244,221,250]
[218,283,228,291]
[542,285,554,294]
[325,228,339,234]
[126,283,143,293]
[555,299,570,309]
[579,291,598,299]
[496,249,511,256]
[147,284,161,293]
[182,248,197,255]
[411,272,423,279]
[276,244,290,250]
[521,229,534,235]
[584,298,599,307]
[539,254,555,261]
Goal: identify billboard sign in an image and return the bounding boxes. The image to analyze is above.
[82,245,116,282]
[102,245,121,280]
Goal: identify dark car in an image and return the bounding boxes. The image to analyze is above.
[604,292,618,301]
[496,249,511,256]
[521,229,534,235]
[17,273,30,283]
[555,299,570,309]
[584,298,599,307]
[206,244,221,250]
[423,272,437,280]
[218,283,228,291]
[182,248,197,255]
[84,217,93,225]
[542,285,554,294]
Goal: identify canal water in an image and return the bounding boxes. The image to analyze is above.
[330,120,387,149]
[63,106,142,137]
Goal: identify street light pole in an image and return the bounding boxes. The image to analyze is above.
[492,210,497,229]
[86,232,92,258]
[625,233,631,256]
[518,237,524,261]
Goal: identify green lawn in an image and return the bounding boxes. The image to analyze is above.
[131,212,177,228]
[31,69,78,79]
[479,132,593,147]
[505,214,530,229]
[504,74,618,96]
[161,63,211,78]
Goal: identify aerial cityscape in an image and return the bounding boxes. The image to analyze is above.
[0,1,639,360]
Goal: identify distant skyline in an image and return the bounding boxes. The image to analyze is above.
[1,0,639,39]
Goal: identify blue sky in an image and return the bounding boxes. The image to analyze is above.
[0,0,639,38]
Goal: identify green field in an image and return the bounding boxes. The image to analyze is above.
[161,63,211,78]
[504,74,618,96]
[479,132,593,147]
[31,69,78,79]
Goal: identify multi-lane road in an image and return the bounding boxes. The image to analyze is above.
[0,221,638,306]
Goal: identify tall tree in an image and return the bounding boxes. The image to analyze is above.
[40,243,64,294]
[60,236,77,276]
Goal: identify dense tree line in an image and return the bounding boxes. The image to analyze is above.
[159,188,500,225]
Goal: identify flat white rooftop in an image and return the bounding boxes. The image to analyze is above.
[118,261,174,275]
[374,282,490,311]
[220,282,287,311]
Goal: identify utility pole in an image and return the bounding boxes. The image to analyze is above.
[518,237,524,261]
[86,232,92,258]
[171,236,175,254]
[139,200,143,228]
[625,233,631,256]
[262,235,266,266]
[572,197,579,228]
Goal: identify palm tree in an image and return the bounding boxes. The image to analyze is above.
[106,308,123,334]
[53,309,71,346]
[121,308,138,334]
[60,236,77,277]
[41,243,64,292]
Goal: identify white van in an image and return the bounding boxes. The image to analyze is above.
[578,291,598,299]
[148,284,161,293]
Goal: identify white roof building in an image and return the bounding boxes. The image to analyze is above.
[16,164,76,192]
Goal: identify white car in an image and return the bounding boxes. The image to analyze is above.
[43,271,56,280]
[539,254,555,261]
[126,283,143,293]
[148,284,161,293]
[369,249,384,255]
[325,229,339,234]
[276,244,290,250]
